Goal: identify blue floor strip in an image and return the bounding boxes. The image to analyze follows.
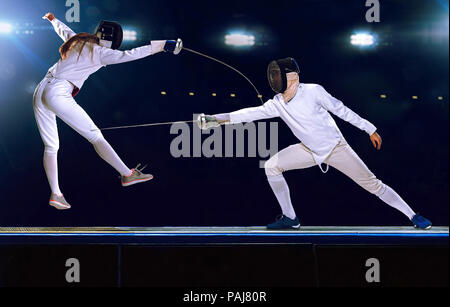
[0,232,447,237]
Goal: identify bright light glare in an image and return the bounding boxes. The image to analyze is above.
[350,33,374,46]
[225,33,255,46]
[123,30,137,41]
[0,23,13,34]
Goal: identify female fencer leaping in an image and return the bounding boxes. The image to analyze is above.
[198,57,432,230]
[34,13,183,210]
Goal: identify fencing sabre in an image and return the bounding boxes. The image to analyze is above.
[97,120,198,131]
[183,47,264,105]
[94,46,264,131]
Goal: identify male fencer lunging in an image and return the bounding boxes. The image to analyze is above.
[34,13,183,210]
[198,57,432,230]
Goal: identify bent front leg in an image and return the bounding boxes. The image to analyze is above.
[264,143,316,219]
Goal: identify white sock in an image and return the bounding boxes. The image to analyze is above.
[267,174,297,220]
[378,185,416,220]
[43,152,62,196]
[92,138,132,176]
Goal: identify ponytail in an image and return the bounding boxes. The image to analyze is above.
[59,32,100,61]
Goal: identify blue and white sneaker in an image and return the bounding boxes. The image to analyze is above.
[267,215,301,230]
[411,214,432,230]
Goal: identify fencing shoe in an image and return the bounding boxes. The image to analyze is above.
[411,214,432,230]
[267,214,301,230]
[121,164,154,187]
[49,193,71,210]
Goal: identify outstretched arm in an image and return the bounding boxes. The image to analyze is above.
[226,99,279,124]
[42,12,76,42]
[316,85,381,150]
[198,100,280,130]
[99,40,169,66]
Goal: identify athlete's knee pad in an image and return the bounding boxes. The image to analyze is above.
[264,157,282,177]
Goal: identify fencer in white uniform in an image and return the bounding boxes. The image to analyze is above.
[198,57,432,229]
[33,13,182,210]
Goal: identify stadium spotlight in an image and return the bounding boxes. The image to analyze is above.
[225,33,255,47]
[123,30,137,41]
[350,33,374,46]
[0,23,13,34]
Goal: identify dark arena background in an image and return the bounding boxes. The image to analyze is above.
[0,0,448,295]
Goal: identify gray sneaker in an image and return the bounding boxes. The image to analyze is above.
[49,193,71,210]
[121,164,154,187]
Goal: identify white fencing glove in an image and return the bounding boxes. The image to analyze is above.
[197,114,220,130]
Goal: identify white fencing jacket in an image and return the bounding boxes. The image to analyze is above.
[47,18,165,90]
[229,83,377,167]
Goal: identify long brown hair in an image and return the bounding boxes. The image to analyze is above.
[59,32,100,61]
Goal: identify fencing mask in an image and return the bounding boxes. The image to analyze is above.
[94,20,123,49]
[267,57,300,93]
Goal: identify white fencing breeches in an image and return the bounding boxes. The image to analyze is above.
[33,77,103,153]
[264,140,416,220]
[265,140,386,196]
[33,77,132,195]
